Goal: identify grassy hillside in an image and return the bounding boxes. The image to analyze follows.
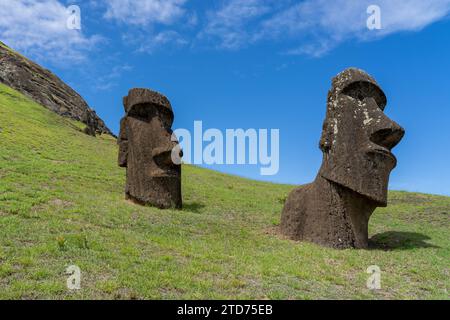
[0,83,448,299]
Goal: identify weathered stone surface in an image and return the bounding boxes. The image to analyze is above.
[281,68,405,249]
[0,41,112,136]
[118,88,182,209]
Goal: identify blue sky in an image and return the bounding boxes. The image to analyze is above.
[1,0,450,196]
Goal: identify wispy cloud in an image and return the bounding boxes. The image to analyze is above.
[121,30,188,54]
[140,31,188,53]
[200,0,450,56]
[200,0,276,49]
[103,0,188,26]
[0,0,102,65]
[2,0,449,62]
[101,0,191,54]
[95,64,133,91]
[260,0,450,56]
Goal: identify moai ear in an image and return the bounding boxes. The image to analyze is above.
[123,96,129,113]
[118,118,128,168]
[118,141,128,168]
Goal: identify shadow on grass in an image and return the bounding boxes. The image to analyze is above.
[369,231,440,250]
[183,202,205,213]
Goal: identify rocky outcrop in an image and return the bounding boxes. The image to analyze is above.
[0,41,112,136]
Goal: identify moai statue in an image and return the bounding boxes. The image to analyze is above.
[281,68,405,249]
[118,88,182,209]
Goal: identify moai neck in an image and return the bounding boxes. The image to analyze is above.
[314,175,377,249]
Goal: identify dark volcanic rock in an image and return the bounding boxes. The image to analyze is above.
[118,88,182,209]
[280,68,405,249]
[0,41,112,136]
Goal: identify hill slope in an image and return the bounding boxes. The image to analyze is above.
[0,41,112,136]
[0,83,448,299]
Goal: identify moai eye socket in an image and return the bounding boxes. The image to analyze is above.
[127,103,152,120]
[155,105,174,129]
[341,81,387,110]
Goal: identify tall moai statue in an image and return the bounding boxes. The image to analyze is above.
[118,88,182,209]
[281,68,405,249]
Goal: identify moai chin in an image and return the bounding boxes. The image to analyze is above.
[280,68,405,249]
[118,88,182,209]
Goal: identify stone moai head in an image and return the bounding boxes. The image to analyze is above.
[319,68,405,206]
[123,88,178,175]
[119,88,182,209]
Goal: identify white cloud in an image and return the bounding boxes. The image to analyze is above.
[263,0,450,56]
[3,0,449,62]
[373,0,450,34]
[104,0,188,26]
[102,0,190,53]
[0,0,102,65]
[201,0,450,56]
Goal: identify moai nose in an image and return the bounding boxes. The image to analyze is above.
[370,120,405,150]
[152,143,182,166]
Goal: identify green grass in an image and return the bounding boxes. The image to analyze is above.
[0,82,448,300]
